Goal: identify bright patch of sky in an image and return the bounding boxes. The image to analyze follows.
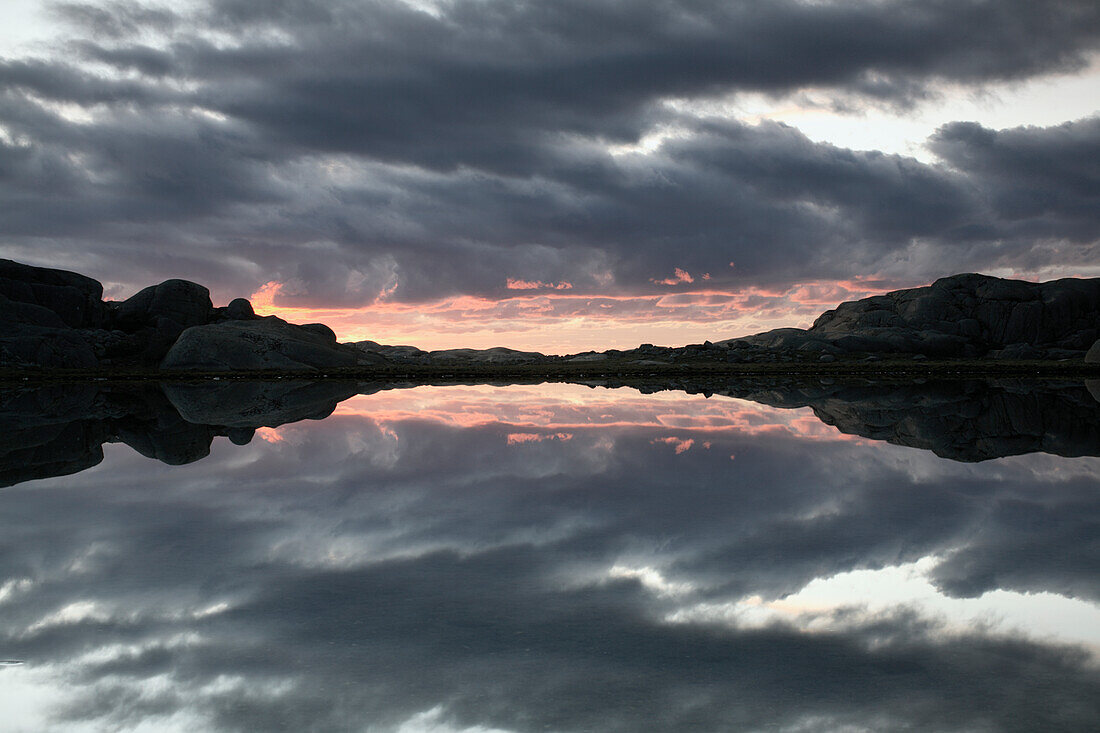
[0,0,50,53]
[673,63,1100,162]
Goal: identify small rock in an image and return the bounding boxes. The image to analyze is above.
[226,298,256,320]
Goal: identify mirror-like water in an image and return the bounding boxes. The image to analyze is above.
[1,381,1098,732]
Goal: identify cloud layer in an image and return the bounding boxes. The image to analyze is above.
[0,0,1098,321]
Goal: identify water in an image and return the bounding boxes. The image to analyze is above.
[1,380,1098,732]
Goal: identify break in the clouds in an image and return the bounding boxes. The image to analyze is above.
[1,0,1099,330]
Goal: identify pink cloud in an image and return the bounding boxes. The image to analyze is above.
[652,436,696,454]
[255,427,285,444]
[650,267,695,286]
[250,280,284,309]
[250,275,911,353]
[506,278,574,291]
[506,432,574,445]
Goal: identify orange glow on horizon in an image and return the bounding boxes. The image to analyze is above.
[247,277,906,353]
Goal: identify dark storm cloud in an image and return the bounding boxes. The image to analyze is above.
[0,0,1098,303]
[52,0,1100,169]
[931,117,1100,243]
[2,406,1099,730]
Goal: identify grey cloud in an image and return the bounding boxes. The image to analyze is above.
[49,0,180,40]
[51,0,1100,169]
[931,117,1100,242]
[0,1,1098,305]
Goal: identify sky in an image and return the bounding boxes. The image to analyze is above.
[1,0,1099,351]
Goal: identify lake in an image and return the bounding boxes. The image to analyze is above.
[1,379,1099,731]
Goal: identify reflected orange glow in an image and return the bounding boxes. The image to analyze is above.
[255,427,285,443]
[332,383,863,444]
[248,277,906,353]
[651,267,695,286]
[652,436,697,454]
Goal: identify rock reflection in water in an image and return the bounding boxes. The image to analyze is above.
[0,381,1097,731]
[3,377,1100,488]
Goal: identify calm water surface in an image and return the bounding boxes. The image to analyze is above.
[1,381,1098,731]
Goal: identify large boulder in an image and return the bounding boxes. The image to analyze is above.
[103,279,216,365]
[724,273,1100,359]
[115,279,213,330]
[806,273,1100,357]
[0,259,106,328]
[225,297,257,320]
[161,317,360,371]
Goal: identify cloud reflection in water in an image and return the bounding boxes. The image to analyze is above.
[0,383,1097,732]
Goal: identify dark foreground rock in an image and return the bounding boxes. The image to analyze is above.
[0,258,367,371]
[0,259,107,329]
[162,318,366,371]
[723,273,1100,361]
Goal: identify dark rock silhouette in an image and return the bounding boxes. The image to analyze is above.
[0,259,107,329]
[162,318,362,371]
[1,261,105,368]
[738,273,1100,360]
[115,279,214,331]
[0,259,365,370]
[226,297,257,320]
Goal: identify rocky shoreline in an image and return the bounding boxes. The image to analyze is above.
[3,258,1100,374]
